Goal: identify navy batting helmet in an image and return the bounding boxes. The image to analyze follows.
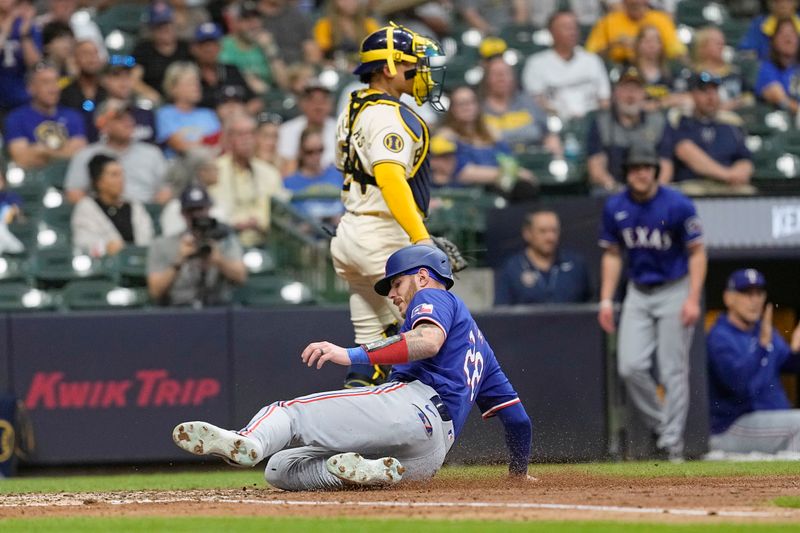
[353,22,446,110]
[374,245,454,296]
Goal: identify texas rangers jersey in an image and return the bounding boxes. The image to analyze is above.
[335,89,431,217]
[390,288,521,437]
[599,186,702,285]
[707,314,793,434]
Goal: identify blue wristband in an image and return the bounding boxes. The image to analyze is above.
[346,346,370,365]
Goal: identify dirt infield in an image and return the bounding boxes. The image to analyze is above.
[2,471,799,523]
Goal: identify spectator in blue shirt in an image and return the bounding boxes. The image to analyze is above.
[739,0,800,60]
[495,209,591,306]
[0,168,24,254]
[671,72,754,195]
[755,17,800,115]
[4,61,86,170]
[0,0,42,119]
[156,61,220,158]
[707,269,800,455]
[283,127,344,225]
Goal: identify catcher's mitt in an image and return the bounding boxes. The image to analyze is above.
[431,235,468,273]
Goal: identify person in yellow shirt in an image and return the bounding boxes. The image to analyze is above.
[313,0,380,62]
[210,113,289,247]
[585,0,686,64]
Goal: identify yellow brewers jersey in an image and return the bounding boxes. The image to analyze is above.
[335,89,431,217]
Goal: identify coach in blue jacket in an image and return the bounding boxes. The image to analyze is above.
[707,269,800,454]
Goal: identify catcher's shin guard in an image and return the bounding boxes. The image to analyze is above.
[343,323,398,388]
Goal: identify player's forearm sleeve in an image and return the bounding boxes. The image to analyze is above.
[373,161,430,243]
[496,402,532,476]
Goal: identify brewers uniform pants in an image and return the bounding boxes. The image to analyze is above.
[331,212,411,344]
[618,277,693,453]
[709,410,800,454]
[238,380,455,491]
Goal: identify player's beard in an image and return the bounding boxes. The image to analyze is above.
[396,283,419,318]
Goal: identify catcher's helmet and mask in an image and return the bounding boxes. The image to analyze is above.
[353,23,447,111]
[374,245,455,296]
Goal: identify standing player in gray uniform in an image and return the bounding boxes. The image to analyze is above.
[172,245,532,490]
[331,24,450,388]
[597,143,707,461]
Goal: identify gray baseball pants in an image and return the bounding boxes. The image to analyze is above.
[238,380,455,491]
[618,277,693,454]
[709,410,800,454]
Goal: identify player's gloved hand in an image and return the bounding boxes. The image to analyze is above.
[430,235,468,272]
[301,341,350,369]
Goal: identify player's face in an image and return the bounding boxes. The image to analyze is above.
[625,164,658,197]
[387,274,418,316]
[725,288,767,325]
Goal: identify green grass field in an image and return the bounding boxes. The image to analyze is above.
[1,462,798,532]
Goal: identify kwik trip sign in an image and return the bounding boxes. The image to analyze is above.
[696,197,800,248]
[25,369,221,410]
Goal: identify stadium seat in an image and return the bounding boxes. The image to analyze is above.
[499,24,548,56]
[517,152,587,195]
[7,220,37,252]
[29,249,108,289]
[676,1,729,28]
[242,247,277,277]
[110,245,149,287]
[0,282,58,312]
[95,2,147,36]
[234,275,315,307]
[751,150,800,194]
[0,255,27,283]
[8,180,45,218]
[40,203,73,232]
[62,279,147,310]
[738,104,790,137]
[27,160,69,190]
[143,203,163,235]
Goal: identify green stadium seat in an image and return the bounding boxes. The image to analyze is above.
[40,203,73,232]
[499,24,548,56]
[62,279,147,310]
[676,1,729,28]
[0,282,58,312]
[8,180,45,218]
[721,19,749,46]
[27,160,69,190]
[235,275,314,307]
[7,220,37,253]
[738,104,790,137]
[242,247,277,276]
[29,249,109,289]
[110,245,149,287]
[518,152,587,194]
[0,255,27,283]
[95,3,147,36]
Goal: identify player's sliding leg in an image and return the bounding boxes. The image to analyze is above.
[326,452,404,485]
[172,421,263,467]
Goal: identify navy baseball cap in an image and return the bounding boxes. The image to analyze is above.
[690,71,722,90]
[195,22,222,42]
[180,184,213,211]
[726,269,766,292]
[147,2,174,26]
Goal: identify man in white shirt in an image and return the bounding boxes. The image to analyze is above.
[522,10,610,121]
[277,80,336,176]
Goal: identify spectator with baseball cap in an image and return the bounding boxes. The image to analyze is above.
[60,39,107,142]
[147,182,247,307]
[191,22,260,114]
[707,268,800,456]
[131,1,192,104]
[670,71,754,196]
[101,54,157,144]
[429,135,458,186]
[64,98,170,205]
[586,65,673,193]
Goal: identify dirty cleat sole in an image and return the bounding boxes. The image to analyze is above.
[326,452,405,486]
[172,421,262,467]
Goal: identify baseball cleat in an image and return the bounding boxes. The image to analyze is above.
[326,452,405,486]
[172,421,262,467]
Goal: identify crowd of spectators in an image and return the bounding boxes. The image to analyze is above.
[0,0,796,459]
